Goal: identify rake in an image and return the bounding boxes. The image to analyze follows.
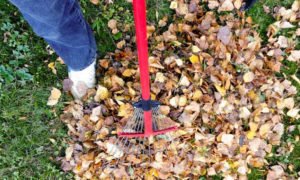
[103,0,178,168]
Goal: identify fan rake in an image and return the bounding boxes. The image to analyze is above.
[101,0,178,169]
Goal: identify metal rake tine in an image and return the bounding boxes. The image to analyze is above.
[123,111,135,130]
[152,111,159,131]
[107,136,127,168]
[130,115,139,132]
[121,138,135,164]
[104,136,123,168]
[124,110,139,131]
[148,137,151,163]
[142,136,146,159]
[101,137,123,169]
[137,137,143,155]
[110,137,129,167]
[152,107,160,131]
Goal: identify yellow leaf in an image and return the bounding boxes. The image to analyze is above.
[48,62,57,74]
[94,85,109,101]
[189,55,199,64]
[201,168,207,176]
[251,158,264,168]
[247,130,255,140]
[248,90,256,100]
[122,69,135,77]
[118,103,132,118]
[128,87,136,97]
[145,169,158,180]
[150,93,156,100]
[249,122,258,132]
[214,84,226,96]
[48,62,55,69]
[240,145,247,153]
[193,89,203,101]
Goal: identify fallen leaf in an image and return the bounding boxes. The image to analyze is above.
[259,124,271,137]
[65,146,73,161]
[219,0,234,11]
[117,40,125,49]
[48,62,57,74]
[89,0,99,4]
[47,87,61,106]
[90,106,102,122]
[179,75,191,86]
[122,69,136,77]
[287,108,299,118]
[217,26,230,45]
[221,134,234,146]
[118,103,133,118]
[94,85,109,101]
[169,1,177,9]
[192,45,201,53]
[189,55,199,64]
[179,95,187,107]
[170,96,179,108]
[243,71,255,82]
[108,19,117,30]
[239,107,251,119]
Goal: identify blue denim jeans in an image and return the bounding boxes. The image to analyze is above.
[8,0,97,71]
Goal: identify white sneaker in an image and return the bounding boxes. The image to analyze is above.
[68,60,96,99]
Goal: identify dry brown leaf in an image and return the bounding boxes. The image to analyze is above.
[65,146,73,161]
[117,40,125,49]
[47,87,61,106]
[221,134,234,146]
[259,123,271,137]
[208,0,219,9]
[243,71,255,82]
[287,108,300,118]
[108,19,117,30]
[170,95,179,108]
[218,0,234,11]
[179,75,190,86]
[90,106,102,122]
[89,0,99,4]
[217,26,230,45]
[234,0,242,9]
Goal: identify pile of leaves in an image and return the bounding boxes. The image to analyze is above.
[58,0,299,179]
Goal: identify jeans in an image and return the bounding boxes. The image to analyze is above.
[8,0,97,71]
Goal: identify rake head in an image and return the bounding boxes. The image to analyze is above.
[102,100,178,168]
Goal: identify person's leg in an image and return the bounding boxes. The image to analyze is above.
[8,0,97,98]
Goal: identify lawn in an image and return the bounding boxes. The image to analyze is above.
[0,0,299,179]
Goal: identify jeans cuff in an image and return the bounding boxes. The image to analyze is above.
[68,50,98,72]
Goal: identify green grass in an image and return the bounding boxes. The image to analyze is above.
[0,0,299,179]
[0,1,71,179]
[0,85,73,179]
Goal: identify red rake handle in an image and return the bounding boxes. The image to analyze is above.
[133,0,153,136]
[133,0,150,101]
